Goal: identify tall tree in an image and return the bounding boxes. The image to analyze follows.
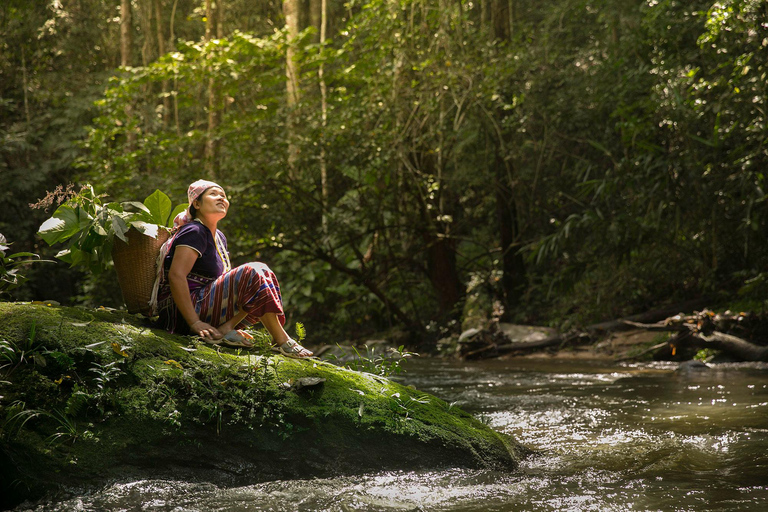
[318,0,329,232]
[121,0,137,150]
[491,0,526,318]
[154,0,170,127]
[204,0,220,178]
[120,0,133,67]
[284,0,301,174]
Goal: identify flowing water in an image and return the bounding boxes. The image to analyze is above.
[18,358,768,511]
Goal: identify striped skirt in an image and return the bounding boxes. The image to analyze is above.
[158,262,285,334]
[195,262,286,329]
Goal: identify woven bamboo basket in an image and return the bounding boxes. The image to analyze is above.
[112,227,170,316]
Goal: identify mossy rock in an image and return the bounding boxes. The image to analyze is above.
[0,302,528,509]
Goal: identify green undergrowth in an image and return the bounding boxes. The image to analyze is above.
[0,302,526,508]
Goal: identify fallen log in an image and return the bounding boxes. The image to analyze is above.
[624,310,768,362]
[457,299,724,360]
[695,331,768,362]
[585,298,711,333]
[621,320,690,332]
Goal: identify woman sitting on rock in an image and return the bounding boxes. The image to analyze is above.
[150,179,313,357]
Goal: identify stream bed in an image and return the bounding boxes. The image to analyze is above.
[17,358,768,511]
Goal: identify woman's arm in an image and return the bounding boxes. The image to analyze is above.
[168,246,222,339]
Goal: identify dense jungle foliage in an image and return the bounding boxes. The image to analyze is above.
[2,0,767,342]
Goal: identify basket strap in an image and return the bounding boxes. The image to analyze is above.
[148,236,173,316]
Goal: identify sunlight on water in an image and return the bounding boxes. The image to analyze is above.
[17,359,768,512]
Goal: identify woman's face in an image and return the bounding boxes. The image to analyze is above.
[194,186,229,220]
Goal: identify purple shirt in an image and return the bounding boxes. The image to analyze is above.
[163,221,228,291]
[157,220,228,334]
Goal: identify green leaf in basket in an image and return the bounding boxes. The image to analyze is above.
[130,221,160,239]
[111,214,129,243]
[143,190,173,226]
[38,205,82,245]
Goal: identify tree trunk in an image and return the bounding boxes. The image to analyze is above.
[154,0,170,127]
[427,234,462,316]
[284,0,301,175]
[120,0,133,67]
[318,0,328,232]
[140,0,154,66]
[204,0,219,178]
[284,0,300,107]
[490,0,510,40]
[170,0,180,137]
[283,0,301,176]
[495,151,526,316]
[309,0,322,44]
[490,4,524,319]
[120,0,136,151]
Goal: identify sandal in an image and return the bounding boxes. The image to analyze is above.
[219,330,255,349]
[273,338,314,358]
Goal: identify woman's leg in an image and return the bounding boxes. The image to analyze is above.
[259,312,290,344]
[197,263,312,356]
[197,262,285,329]
[217,310,249,335]
[261,312,312,356]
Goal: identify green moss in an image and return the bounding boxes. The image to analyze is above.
[0,302,527,509]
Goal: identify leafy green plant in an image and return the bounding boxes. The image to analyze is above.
[36,185,187,274]
[0,234,49,294]
[1,401,45,442]
[328,344,418,378]
[88,361,122,416]
[389,391,430,422]
[0,322,47,376]
[694,348,718,362]
[45,409,80,446]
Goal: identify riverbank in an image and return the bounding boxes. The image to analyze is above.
[426,303,768,363]
[0,302,527,510]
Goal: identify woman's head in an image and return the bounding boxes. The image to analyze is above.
[187,179,221,206]
[172,179,227,229]
[190,185,229,220]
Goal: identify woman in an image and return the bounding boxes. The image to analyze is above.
[152,179,313,357]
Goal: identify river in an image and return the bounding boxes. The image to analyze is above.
[17,358,768,511]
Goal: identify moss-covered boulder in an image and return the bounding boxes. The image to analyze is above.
[0,302,527,509]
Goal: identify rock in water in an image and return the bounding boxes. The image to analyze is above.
[675,360,711,372]
[0,302,529,510]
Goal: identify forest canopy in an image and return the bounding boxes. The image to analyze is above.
[2,0,767,341]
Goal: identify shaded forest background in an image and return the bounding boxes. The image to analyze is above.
[2,0,767,343]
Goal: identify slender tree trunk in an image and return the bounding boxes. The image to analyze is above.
[284,0,301,175]
[495,151,526,315]
[309,0,322,44]
[20,46,31,132]
[284,0,300,105]
[120,0,133,67]
[491,0,510,40]
[318,0,329,232]
[140,0,153,66]
[21,45,31,164]
[154,0,170,127]
[204,0,219,178]
[170,0,180,137]
[491,0,525,318]
[121,0,136,151]
[423,150,462,317]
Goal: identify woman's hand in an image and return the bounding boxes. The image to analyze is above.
[191,320,222,341]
